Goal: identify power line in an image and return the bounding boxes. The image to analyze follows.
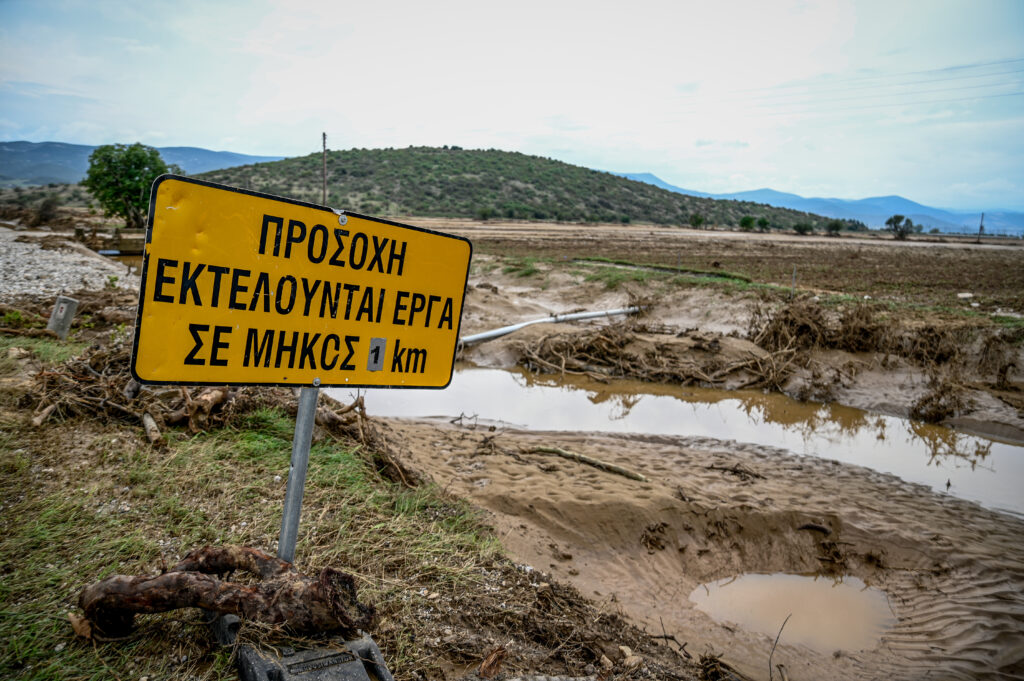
[753,90,1024,117]
[737,67,1024,102]
[745,78,1024,109]
[653,90,1024,124]
[736,56,1024,93]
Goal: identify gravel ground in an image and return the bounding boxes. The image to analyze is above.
[0,227,140,298]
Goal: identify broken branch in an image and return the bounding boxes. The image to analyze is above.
[528,446,647,482]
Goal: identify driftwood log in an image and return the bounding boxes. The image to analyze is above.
[76,546,374,638]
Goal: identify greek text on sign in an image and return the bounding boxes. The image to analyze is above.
[131,175,472,388]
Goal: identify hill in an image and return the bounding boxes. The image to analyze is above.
[0,141,282,186]
[198,147,858,229]
[615,172,1024,236]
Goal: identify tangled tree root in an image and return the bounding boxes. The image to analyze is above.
[75,546,374,639]
[910,370,971,422]
[516,321,794,389]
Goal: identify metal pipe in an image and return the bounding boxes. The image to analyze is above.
[460,306,641,346]
[277,386,319,563]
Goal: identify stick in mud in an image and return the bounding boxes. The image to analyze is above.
[768,613,792,681]
[528,446,647,482]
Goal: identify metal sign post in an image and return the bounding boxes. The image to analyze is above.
[277,385,319,563]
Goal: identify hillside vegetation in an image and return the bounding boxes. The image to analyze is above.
[198,146,858,229]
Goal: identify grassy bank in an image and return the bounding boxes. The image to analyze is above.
[0,344,502,680]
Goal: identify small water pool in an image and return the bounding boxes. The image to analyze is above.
[689,573,895,653]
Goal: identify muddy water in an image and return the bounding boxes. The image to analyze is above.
[334,365,1024,515]
[108,254,143,276]
[689,574,895,653]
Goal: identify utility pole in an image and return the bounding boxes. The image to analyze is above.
[322,132,327,206]
[977,212,984,244]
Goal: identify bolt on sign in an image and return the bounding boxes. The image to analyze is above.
[131,175,472,388]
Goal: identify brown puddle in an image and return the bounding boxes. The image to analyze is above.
[343,365,1024,515]
[689,573,895,653]
[106,253,143,275]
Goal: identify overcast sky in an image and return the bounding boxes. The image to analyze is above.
[2,0,1023,210]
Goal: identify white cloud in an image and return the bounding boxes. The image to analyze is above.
[0,0,1021,208]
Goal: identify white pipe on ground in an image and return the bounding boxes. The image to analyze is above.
[459,307,642,346]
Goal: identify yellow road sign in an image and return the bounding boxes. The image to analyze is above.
[131,175,472,388]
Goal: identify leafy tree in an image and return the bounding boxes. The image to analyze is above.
[739,215,755,231]
[689,213,705,229]
[885,214,913,240]
[825,220,843,236]
[793,222,814,235]
[83,143,177,229]
[757,217,770,232]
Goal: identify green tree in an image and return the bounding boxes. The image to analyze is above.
[793,222,814,235]
[885,214,913,240]
[757,217,770,232]
[825,220,843,236]
[83,143,176,229]
[689,213,705,229]
[739,215,755,231]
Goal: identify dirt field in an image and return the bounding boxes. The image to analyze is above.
[409,218,1024,312]
[394,224,1024,679]
[3,223,1024,680]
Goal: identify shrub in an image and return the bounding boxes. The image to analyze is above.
[31,195,61,226]
[885,214,914,240]
[793,222,814,235]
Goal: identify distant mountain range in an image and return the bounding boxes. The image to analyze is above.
[0,141,282,186]
[615,172,1024,236]
[4,141,1018,236]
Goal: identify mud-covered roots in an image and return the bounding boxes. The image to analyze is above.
[977,329,1023,388]
[516,321,791,389]
[910,370,971,423]
[749,299,895,355]
[750,299,831,352]
[698,653,746,681]
[76,546,374,639]
[750,299,1018,376]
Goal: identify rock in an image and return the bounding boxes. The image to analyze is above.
[623,654,644,669]
[599,655,613,671]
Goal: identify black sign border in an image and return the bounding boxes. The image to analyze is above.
[130,174,473,390]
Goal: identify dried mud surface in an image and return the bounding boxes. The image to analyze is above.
[393,243,1024,680]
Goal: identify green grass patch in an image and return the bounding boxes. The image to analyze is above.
[583,265,667,290]
[0,336,87,366]
[0,405,501,679]
[502,256,543,277]
[575,256,751,283]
